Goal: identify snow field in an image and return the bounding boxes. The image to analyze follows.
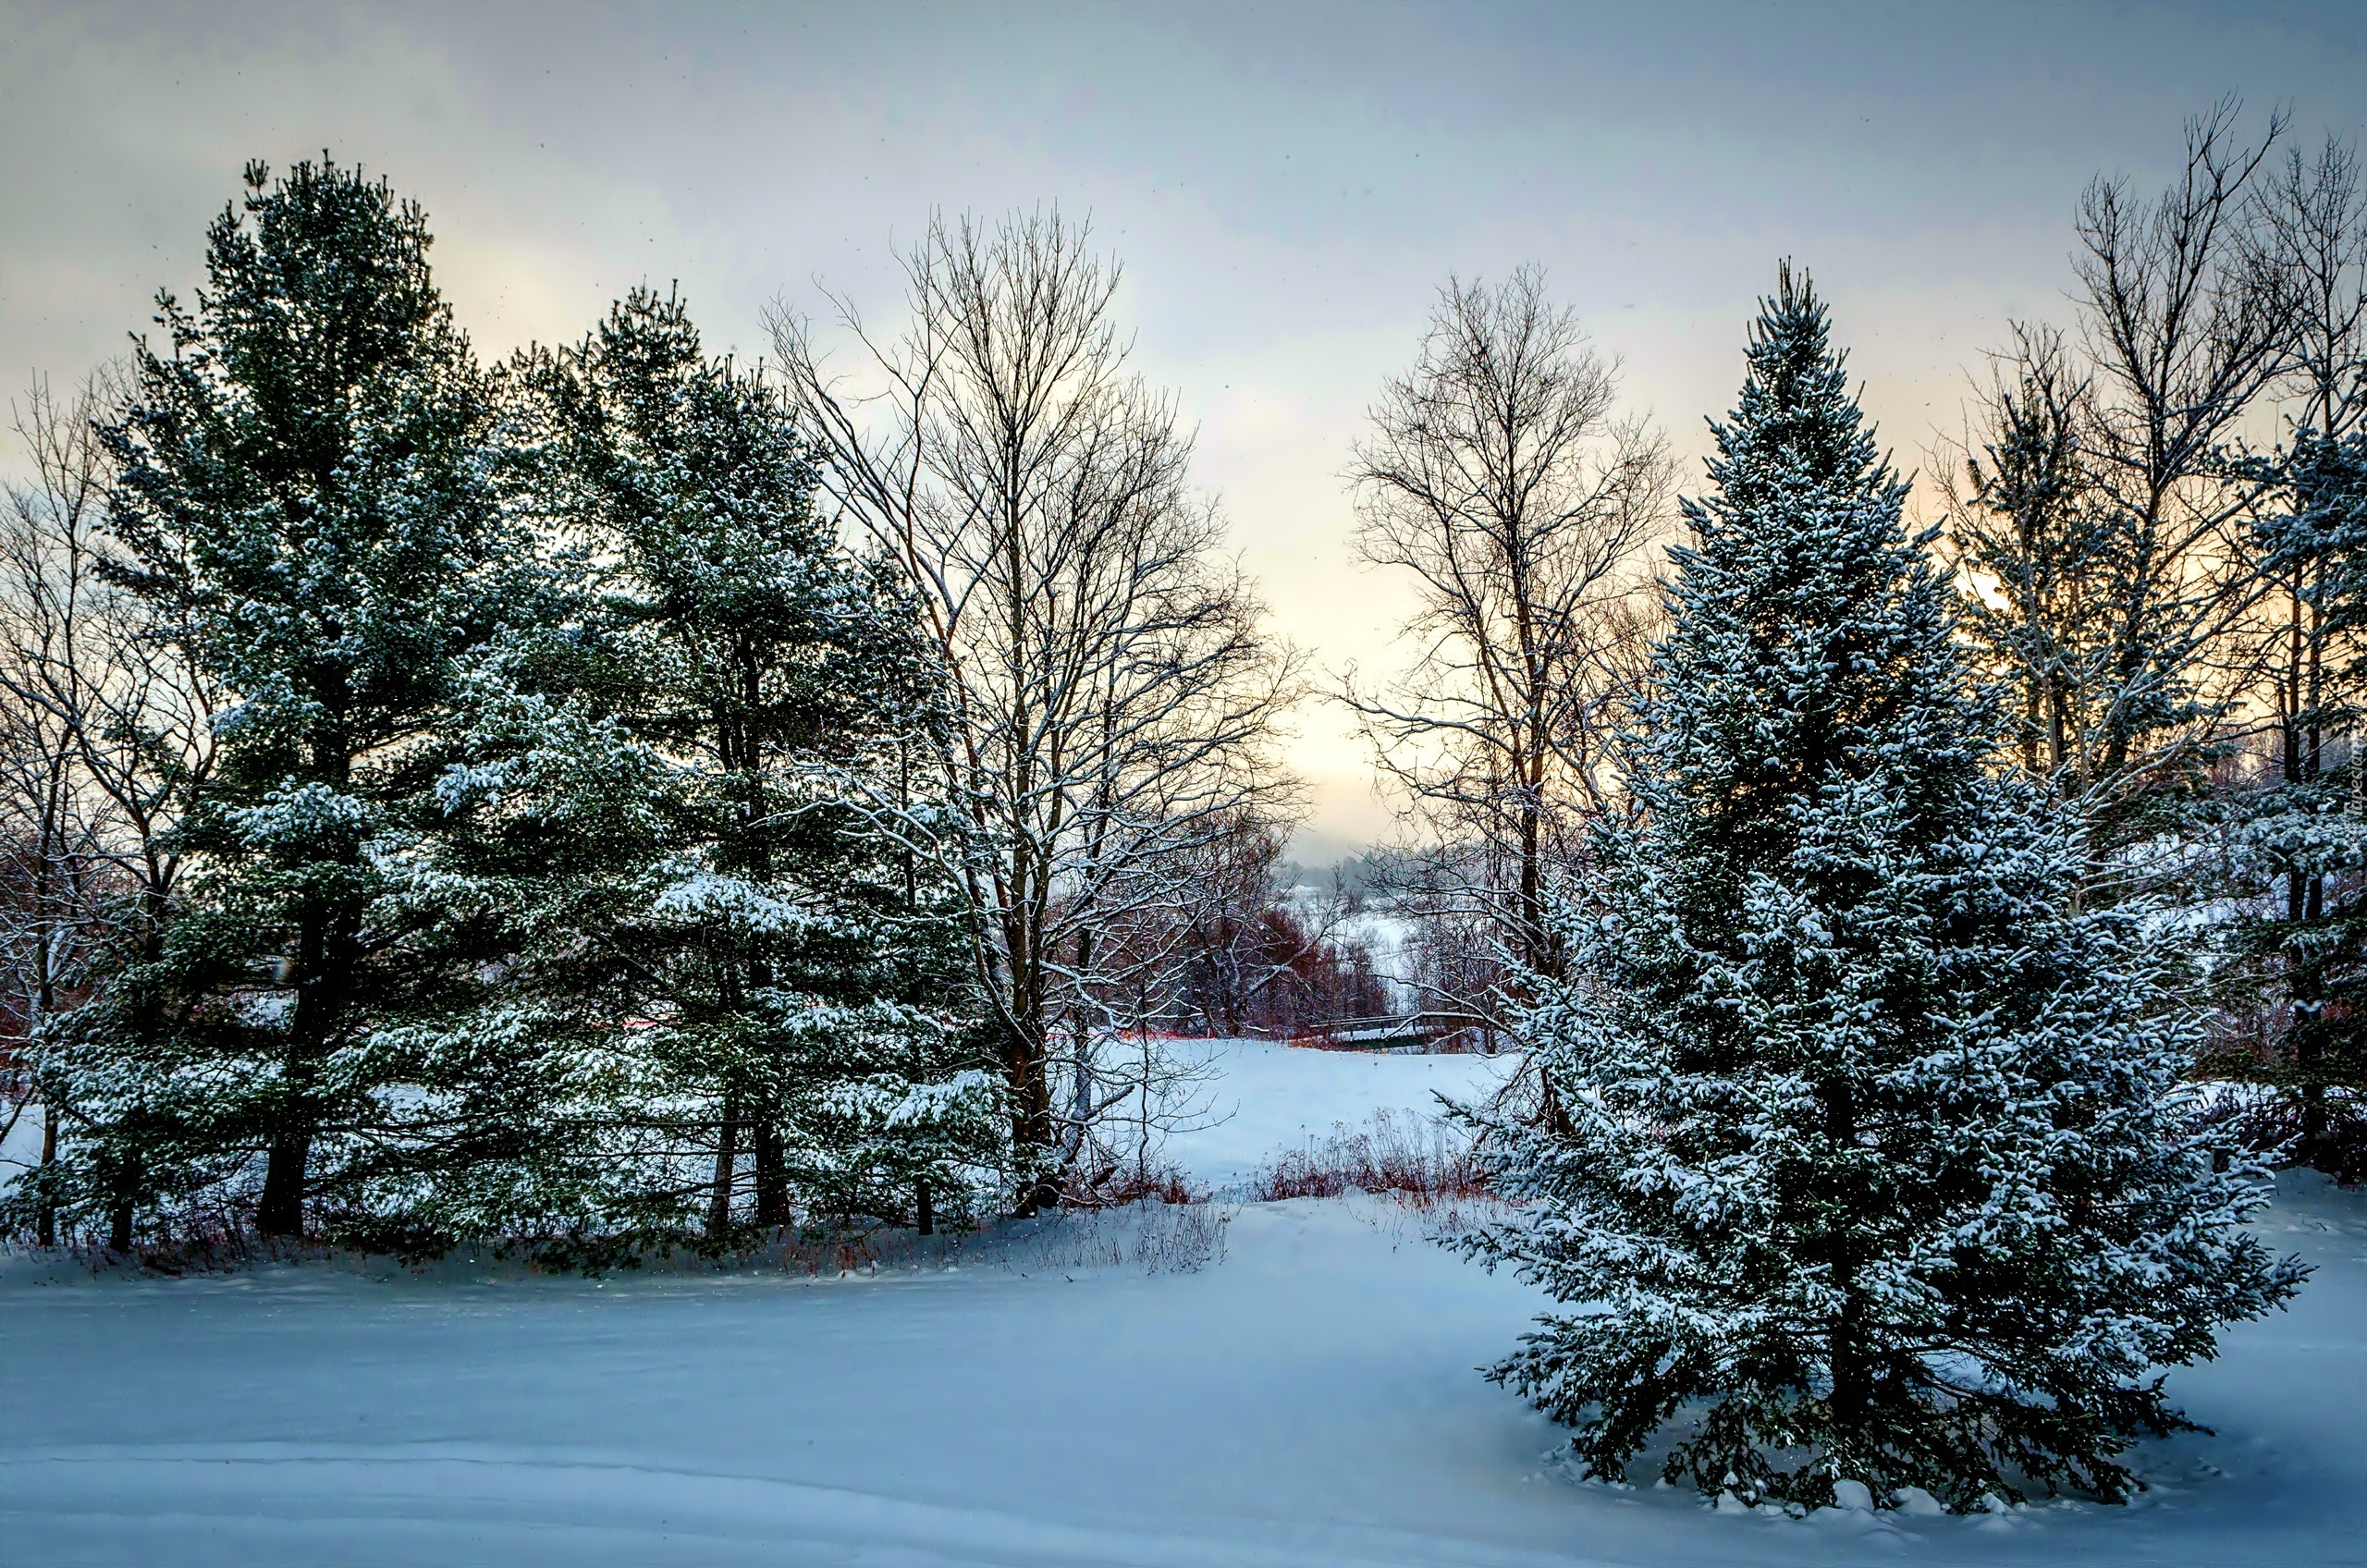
[2,1042,2363,1567]
[0,1095,39,1180]
[1159,1037,1514,1189]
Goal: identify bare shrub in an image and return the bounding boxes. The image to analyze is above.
[1062,1160,1204,1208]
[1134,1201,1232,1273]
[2200,1081,2367,1184]
[1254,1109,1488,1209]
[984,1198,1233,1275]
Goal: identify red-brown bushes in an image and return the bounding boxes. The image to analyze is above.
[1062,1162,1207,1208]
[1253,1109,1488,1208]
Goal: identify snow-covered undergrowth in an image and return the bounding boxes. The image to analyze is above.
[4,1041,2363,1567]
[1250,1106,1490,1209]
[0,1194,1238,1288]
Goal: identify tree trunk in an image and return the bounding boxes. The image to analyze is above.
[1822,1078,1869,1443]
[2299,1031,2328,1163]
[259,894,350,1241]
[752,1109,790,1231]
[1533,1061,1576,1136]
[2298,870,2330,1165]
[106,1161,137,1254]
[34,920,58,1246]
[256,1131,311,1239]
[1518,796,1544,978]
[1829,1291,1870,1442]
[2279,571,2331,1170]
[915,1175,934,1236]
[1009,1023,1058,1217]
[708,1096,740,1239]
[36,1102,57,1247]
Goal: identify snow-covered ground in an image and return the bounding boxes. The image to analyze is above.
[4,1045,2365,1567]
[1163,1036,1512,1187]
[0,1096,40,1182]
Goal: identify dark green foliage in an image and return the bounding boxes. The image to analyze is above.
[2229,425,2367,1175]
[1457,267,2302,1513]
[81,156,522,1238]
[6,165,995,1259]
[349,288,996,1251]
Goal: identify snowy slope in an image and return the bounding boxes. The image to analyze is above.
[1162,1037,1514,1187]
[3,1049,2363,1568]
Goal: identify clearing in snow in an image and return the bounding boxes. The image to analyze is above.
[3,1040,2361,1567]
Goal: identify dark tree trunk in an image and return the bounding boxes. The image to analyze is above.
[1518,794,1545,980]
[1533,1064,1576,1136]
[2298,872,2330,1165]
[105,1109,141,1252]
[36,1105,57,1247]
[752,1110,790,1230]
[1829,1292,1870,1439]
[1009,1025,1059,1217]
[34,923,59,1247]
[256,1131,311,1239]
[2279,573,2333,1170]
[259,888,353,1241]
[708,1096,741,1238]
[1821,1077,1869,1443]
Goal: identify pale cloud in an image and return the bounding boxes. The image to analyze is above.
[4,0,2362,853]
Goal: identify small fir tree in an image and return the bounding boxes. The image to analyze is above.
[1458,266,2304,1512]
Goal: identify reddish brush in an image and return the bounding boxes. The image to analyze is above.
[1063,1162,1208,1208]
[757,1232,885,1275]
[1253,1110,1490,1208]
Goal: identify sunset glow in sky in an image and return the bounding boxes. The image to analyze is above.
[6,0,2363,853]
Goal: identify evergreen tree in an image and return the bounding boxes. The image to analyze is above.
[1458,266,2303,1512]
[87,157,521,1239]
[1946,331,2130,795]
[2232,423,2367,1174]
[362,288,994,1252]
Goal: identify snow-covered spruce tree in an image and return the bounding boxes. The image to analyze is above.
[2231,423,2367,1175]
[1457,266,2304,1513]
[89,158,525,1240]
[363,288,995,1253]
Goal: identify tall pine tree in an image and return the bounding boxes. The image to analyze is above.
[1459,266,2302,1512]
[95,158,522,1239]
[354,288,995,1253]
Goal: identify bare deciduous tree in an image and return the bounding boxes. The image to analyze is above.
[1342,267,1673,993]
[2263,134,2367,442]
[2253,133,2367,806]
[1943,102,2298,865]
[0,378,111,1244]
[0,374,217,1247]
[773,211,1302,1211]
[2062,97,2295,832]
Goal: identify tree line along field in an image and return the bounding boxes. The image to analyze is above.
[5,96,2367,1532]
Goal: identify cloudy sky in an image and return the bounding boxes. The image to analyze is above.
[4,0,2362,855]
